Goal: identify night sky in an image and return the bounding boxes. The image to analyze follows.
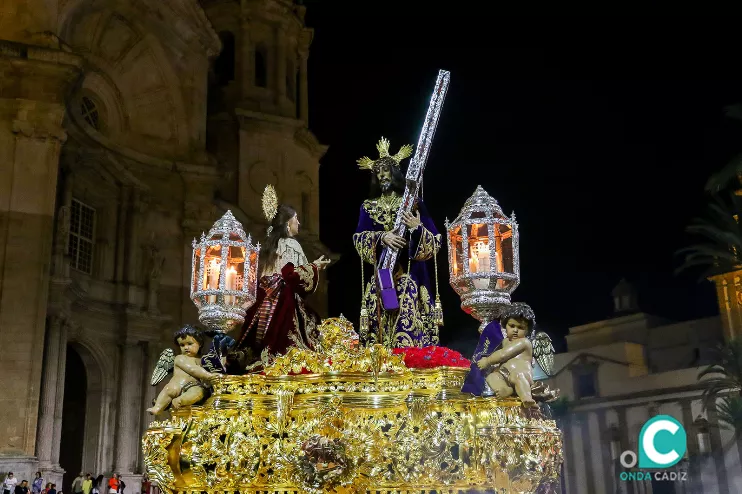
[301,6,742,353]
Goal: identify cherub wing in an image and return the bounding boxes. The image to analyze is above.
[151,348,175,386]
[532,332,556,377]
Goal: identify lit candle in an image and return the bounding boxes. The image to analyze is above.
[207,258,220,304]
[469,253,478,273]
[472,240,490,290]
[476,240,490,272]
[225,266,237,305]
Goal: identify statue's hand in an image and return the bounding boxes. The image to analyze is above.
[402,211,422,230]
[313,255,331,270]
[382,232,406,249]
[476,357,490,370]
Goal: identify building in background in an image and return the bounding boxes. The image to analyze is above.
[0,0,328,490]
[549,279,742,494]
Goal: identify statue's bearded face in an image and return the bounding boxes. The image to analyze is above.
[375,163,393,192]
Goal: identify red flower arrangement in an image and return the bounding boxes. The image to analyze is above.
[257,347,470,375]
[392,346,471,369]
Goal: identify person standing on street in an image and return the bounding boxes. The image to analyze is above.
[3,473,18,494]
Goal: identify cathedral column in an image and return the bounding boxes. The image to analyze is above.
[275,26,287,104]
[115,342,145,474]
[50,319,68,466]
[114,186,133,284]
[0,42,82,461]
[299,52,309,123]
[35,316,62,467]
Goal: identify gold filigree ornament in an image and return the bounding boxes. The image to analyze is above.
[262,184,278,222]
[357,137,414,171]
[143,318,563,493]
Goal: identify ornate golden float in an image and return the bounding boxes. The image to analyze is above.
[143,318,562,494]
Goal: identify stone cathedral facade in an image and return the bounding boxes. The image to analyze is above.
[0,0,328,489]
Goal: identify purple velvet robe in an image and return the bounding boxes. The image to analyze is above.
[353,197,441,348]
[461,320,505,396]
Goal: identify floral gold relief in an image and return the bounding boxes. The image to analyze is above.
[143,335,562,493]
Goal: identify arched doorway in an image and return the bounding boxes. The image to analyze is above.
[60,347,87,494]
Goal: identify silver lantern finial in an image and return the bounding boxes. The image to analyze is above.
[190,211,260,332]
[445,186,520,334]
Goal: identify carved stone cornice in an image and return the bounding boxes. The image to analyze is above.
[10,101,68,142]
[65,145,152,191]
[235,108,304,133]
[0,40,82,104]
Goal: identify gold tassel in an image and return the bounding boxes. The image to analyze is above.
[433,293,444,326]
[360,306,369,334]
[360,255,369,334]
[433,239,444,326]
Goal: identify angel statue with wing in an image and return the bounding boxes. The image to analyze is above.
[147,325,216,414]
[463,302,559,406]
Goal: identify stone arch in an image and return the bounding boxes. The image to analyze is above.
[58,3,193,158]
[65,336,110,474]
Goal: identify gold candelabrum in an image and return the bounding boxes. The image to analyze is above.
[143,318,563,493]
[190,211,259,332]
[446,186,520,334]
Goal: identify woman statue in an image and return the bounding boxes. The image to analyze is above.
[226,185,330,372]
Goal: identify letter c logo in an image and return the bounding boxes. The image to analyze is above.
[638,415,687,468]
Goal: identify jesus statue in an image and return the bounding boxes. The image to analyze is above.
[353,137,442,348]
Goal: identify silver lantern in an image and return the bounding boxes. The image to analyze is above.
[445,186,520,333]
[190,210,260,332]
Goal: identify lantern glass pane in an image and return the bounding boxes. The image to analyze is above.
[192,248,201,294]
[243,250,259,308]
[450,225,463,276]
[497,223,514,274]
[227,245,246,290]
[203,245,222,292]
[467,223,490,274]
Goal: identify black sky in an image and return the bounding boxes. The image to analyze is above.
[300,6,742,353]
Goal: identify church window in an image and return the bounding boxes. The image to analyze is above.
[576,370,597,398]
[255,45,267,88]
[69,199,96,275]
[80,96,100,129]
[572,362,599,399]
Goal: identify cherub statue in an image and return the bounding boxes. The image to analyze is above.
[476,303,538,407]
[147,325,216,414]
